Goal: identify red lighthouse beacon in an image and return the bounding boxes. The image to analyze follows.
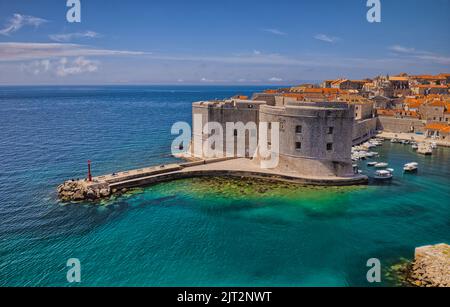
[87,160,92,182]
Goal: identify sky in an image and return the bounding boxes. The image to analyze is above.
[0,0,449,85]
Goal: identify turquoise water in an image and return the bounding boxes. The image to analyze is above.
[0,86,449,286]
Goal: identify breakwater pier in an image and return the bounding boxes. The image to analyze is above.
[57,157,368,202]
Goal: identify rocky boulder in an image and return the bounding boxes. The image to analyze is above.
[410,243,450,287]
[57,180,110,202]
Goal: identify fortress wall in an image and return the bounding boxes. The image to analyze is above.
[259,103,355,177]
[352,117,378,145]
[377,116,426,133]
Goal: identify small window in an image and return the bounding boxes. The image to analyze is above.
[268,122,272,130]
[328,127,334,134]
[248,104,254,109]
[327,143,333,151]
[295,142,302,150]
[295,125,302,134]
[233,129,238,136]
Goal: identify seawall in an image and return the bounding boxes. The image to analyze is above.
[57,157,368,202]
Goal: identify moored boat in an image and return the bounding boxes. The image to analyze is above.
[375,162,389,168]
[374,170,393,180]
[417,144,433,155]
[404,162,418,172]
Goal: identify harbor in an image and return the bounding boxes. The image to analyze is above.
[349,134,448,181]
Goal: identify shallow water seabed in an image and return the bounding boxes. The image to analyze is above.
[118,176,372,214]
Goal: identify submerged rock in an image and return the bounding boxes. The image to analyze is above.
[411,243,450,287]
[57,180,110,202]
[388,243,450,287]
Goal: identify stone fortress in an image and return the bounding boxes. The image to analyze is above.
[59,87,388,203]
[189,94,360,179]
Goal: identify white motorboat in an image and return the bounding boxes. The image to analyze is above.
[367,162,377,167]
[375,162,389,168]
[417,144,433,155]
[365,152,378,158]
[363,142,376,149]
[352,151,370,160]
[412,143,419,150]
[404,162,418,172]
[368,140,382,147]
[374,170,393,180]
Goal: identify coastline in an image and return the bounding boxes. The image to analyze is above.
[377,131,450,147]
[58,157,368,202]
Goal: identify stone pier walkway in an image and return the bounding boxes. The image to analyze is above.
[58,157,368,201]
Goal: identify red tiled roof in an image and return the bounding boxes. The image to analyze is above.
[425,123,450,132]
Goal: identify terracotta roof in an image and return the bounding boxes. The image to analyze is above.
[376,109,419,118]
[413,75,446,80]
[389,76,409,81]
[425,123,450,132]
[428,100,446,107]
[406,101,423,109]
[233,95,249,100]
[331,79,348,85]
[264,89,278,94]
[415,85,448,89]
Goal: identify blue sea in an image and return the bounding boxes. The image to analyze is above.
[0,86,449,287]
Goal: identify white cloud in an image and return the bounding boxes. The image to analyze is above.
[200,77,230,83]
[389,45,418,54]
[262,28,287,36]
[147,53,314,66]
[314,34,340,43]
[0,14,47,36]
[269,77,283,82]
[56,57,99,76]
[388,45,450,65]
[21,59,51,75]
[49,31,100,42]
[20,57,99,77]
[413,54,450,65]
[253,50,261,55]
[0,42,148,62]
